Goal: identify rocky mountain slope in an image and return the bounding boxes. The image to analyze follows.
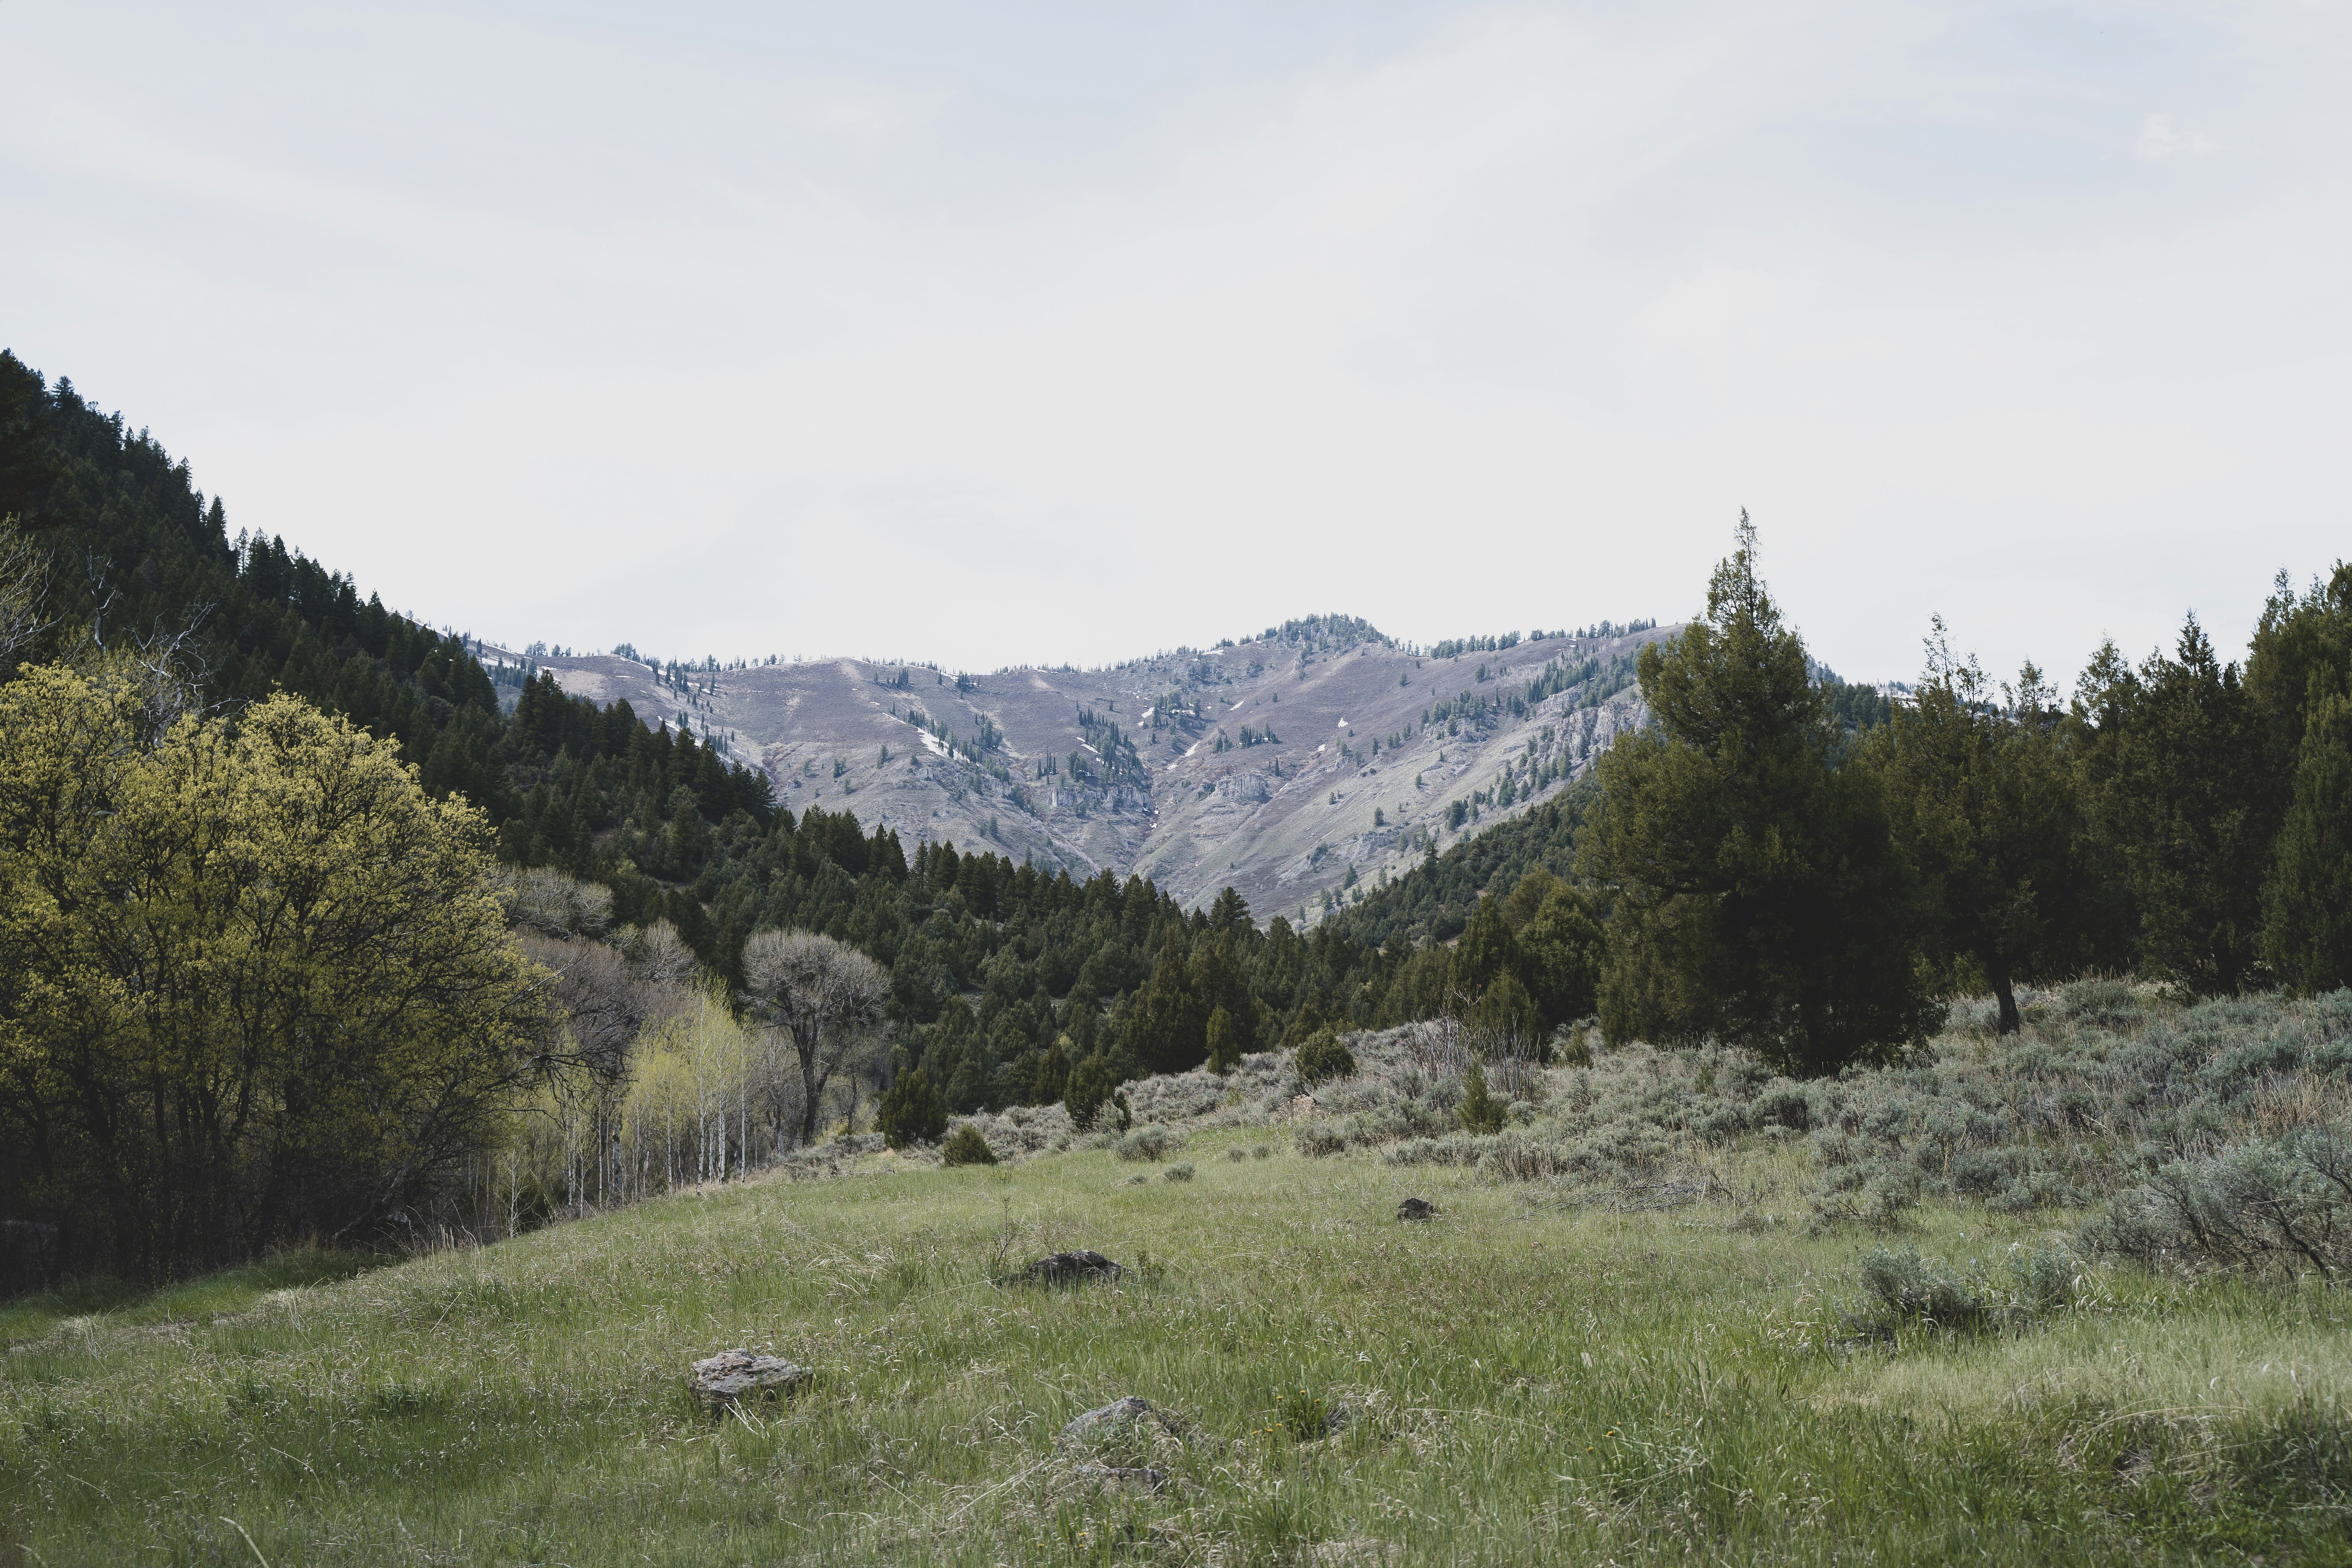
[482,617,1669,921]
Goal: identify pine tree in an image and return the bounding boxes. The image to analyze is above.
[1867,622,2086,1033]
[1578,514,1935,1075]
[1205,1005,1243,1074]
[877,1066,949,1149]
[2076,617,2277,995]
[2262,690,2352,993]
[1459,1059,1505,1134]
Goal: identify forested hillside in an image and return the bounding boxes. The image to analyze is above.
[6,353,2346,1285]
[0,355,1607,1276]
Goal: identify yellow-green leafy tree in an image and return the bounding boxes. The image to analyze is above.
[0,662,551,1279]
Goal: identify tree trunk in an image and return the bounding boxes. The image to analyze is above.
[1992,960,2022,1035]
[797,1025,823,1148]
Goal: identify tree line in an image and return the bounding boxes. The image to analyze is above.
[1577,514,2351,1075]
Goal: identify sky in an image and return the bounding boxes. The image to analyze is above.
[5,1,2348,685]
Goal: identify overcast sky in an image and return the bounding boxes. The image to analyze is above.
[6,2,2347,683]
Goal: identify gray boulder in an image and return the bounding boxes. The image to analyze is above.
[690,1349,810,1408]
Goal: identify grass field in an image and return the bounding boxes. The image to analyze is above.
[7,1010,2352,1564]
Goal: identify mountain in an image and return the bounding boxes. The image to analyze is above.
[488,618,1670,923]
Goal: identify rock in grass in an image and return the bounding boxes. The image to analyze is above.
[1022,1250,1122,1285]
[1059,1395,1159,1446]
[1396,1197,1436,1222]
[690,1349,810,1408]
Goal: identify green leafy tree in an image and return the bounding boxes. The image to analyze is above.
[1866,621,2086,1033]
[0,667,551,1278]
[1578,515,1935,1075]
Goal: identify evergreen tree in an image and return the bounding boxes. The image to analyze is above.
[1063,1051,1118,1129]
[1459,1059,1505,1134]
[1031,1037,1073,1104]
[2262,690,2352,993]
[1205,1006,1243,1074]
[1129,935,1209,1074]
[1516,886,1603,1029]
[1866,622,2085,1033]
[1454,897,1519,1001]
[877,1066,948,1149]
[1467,971,1541,1056]
[1578,515,1935,1075]
[2075,618,2278,995]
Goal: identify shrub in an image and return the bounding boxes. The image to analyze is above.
[941,1125,998,1166]
[1163,1163,1195,1183]
[1294,1123,1350,1158]
[1252,1143,1274,1159]
[877,1066,949,1150]
[1115,1124,1183,1162]
[2082,1127,2352,1280]
[1225,1147,1248,1162]
[1847,1242,2077,1338]
[1459,1060,1506,1135]
[1295,1029,1356,1085]
[1854,1245,1993,1330]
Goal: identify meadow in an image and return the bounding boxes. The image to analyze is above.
[5,987,2350,1566]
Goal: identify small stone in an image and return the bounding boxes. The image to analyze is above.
[1059,1395,1157,1446]
[1022,1250,1123,1285]
[1396,1197,1436,1222]
[689,1349,810,1408]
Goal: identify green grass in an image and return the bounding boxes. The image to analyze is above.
[4,1135,2349,1565]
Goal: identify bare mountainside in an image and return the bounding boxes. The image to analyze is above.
[482,617,1670,920]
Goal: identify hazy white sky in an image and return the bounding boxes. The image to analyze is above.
[6,2,2348,683]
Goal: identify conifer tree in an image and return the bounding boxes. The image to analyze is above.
[2074,618,2276,995]
[2262,689,2352,993]
[1579,515,1934,1074]
[877,1066,948,1149]
[1866,622,2085,1033]
[1459,1059,1505,1134]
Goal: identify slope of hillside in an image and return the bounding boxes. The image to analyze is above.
[495,619,1669,920]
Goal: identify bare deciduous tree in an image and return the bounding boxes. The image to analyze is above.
[0,519,53,668]
[742,929,888,1146]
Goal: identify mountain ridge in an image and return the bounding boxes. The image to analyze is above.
[483,619,1673,922]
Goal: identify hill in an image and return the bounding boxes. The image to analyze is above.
[494,619,1668,922]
